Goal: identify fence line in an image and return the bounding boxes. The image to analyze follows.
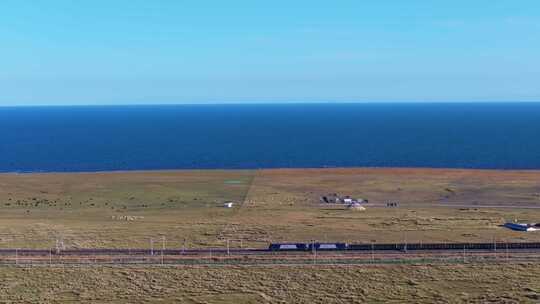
[1,250,539,266]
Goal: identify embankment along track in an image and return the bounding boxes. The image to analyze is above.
[1,242,540,265]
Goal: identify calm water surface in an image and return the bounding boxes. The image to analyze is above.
[1,103,539,172]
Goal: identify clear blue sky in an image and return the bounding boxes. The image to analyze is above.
[1,0,539,106]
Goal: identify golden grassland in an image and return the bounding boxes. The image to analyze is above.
[0,168,539,249]
[0,170,254,248]
[1,263,539,303]
[1,168,540,303]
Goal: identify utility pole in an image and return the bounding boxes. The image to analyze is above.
[226,239,230,256]
[311,240,316,265]
[56,238,65,253]
[506,242,509,262]
[161,236,165,265]
[402,230,407,252]
[150,238,154,256]
[371,240,376,262]
[15,249,18,265]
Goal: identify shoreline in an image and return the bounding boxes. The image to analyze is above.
[2,166,540,175]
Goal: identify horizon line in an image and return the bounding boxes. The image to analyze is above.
[1,100,540,108]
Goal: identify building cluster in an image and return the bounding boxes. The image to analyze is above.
[320,193,368,206]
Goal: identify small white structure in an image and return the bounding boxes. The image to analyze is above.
[348,202,366,211]
[343,198,353,204]
[224,202,234,208]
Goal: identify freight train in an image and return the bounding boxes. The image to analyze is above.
[268,242,540,252]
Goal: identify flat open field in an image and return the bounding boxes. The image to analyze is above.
[1,168,540,249]
[2,168,540,303]
[1,263,540,303]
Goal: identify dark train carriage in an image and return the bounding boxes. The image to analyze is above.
[404,243,420,250]
[512,242,540,249]
[268,243,308,251]
[308,243,347,251]
[379,243,405,251]
[446,243,465,250]
[466,243,493,250]
[349,243,403,251]
[346,243,371,251]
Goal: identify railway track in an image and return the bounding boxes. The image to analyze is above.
[2,242,540,256]
[1,251,540,266]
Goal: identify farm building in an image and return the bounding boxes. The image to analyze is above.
[320,194,367,205]
[504,222,539,232]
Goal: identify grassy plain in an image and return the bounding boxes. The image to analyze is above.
[1,168,540,303]
[238,168,540,245]
[0,168,540,249]
[0,170,254,248]
[1,263,540,303]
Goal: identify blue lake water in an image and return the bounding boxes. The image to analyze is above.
[1,103,539,172]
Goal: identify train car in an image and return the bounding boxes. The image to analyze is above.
[348,243,403,251]
[377,243,404,251]
[513,242,540,249]
[466,243,493,250]
[346,244,371,251]
[268,243,308,251]
[308,243,347,251]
